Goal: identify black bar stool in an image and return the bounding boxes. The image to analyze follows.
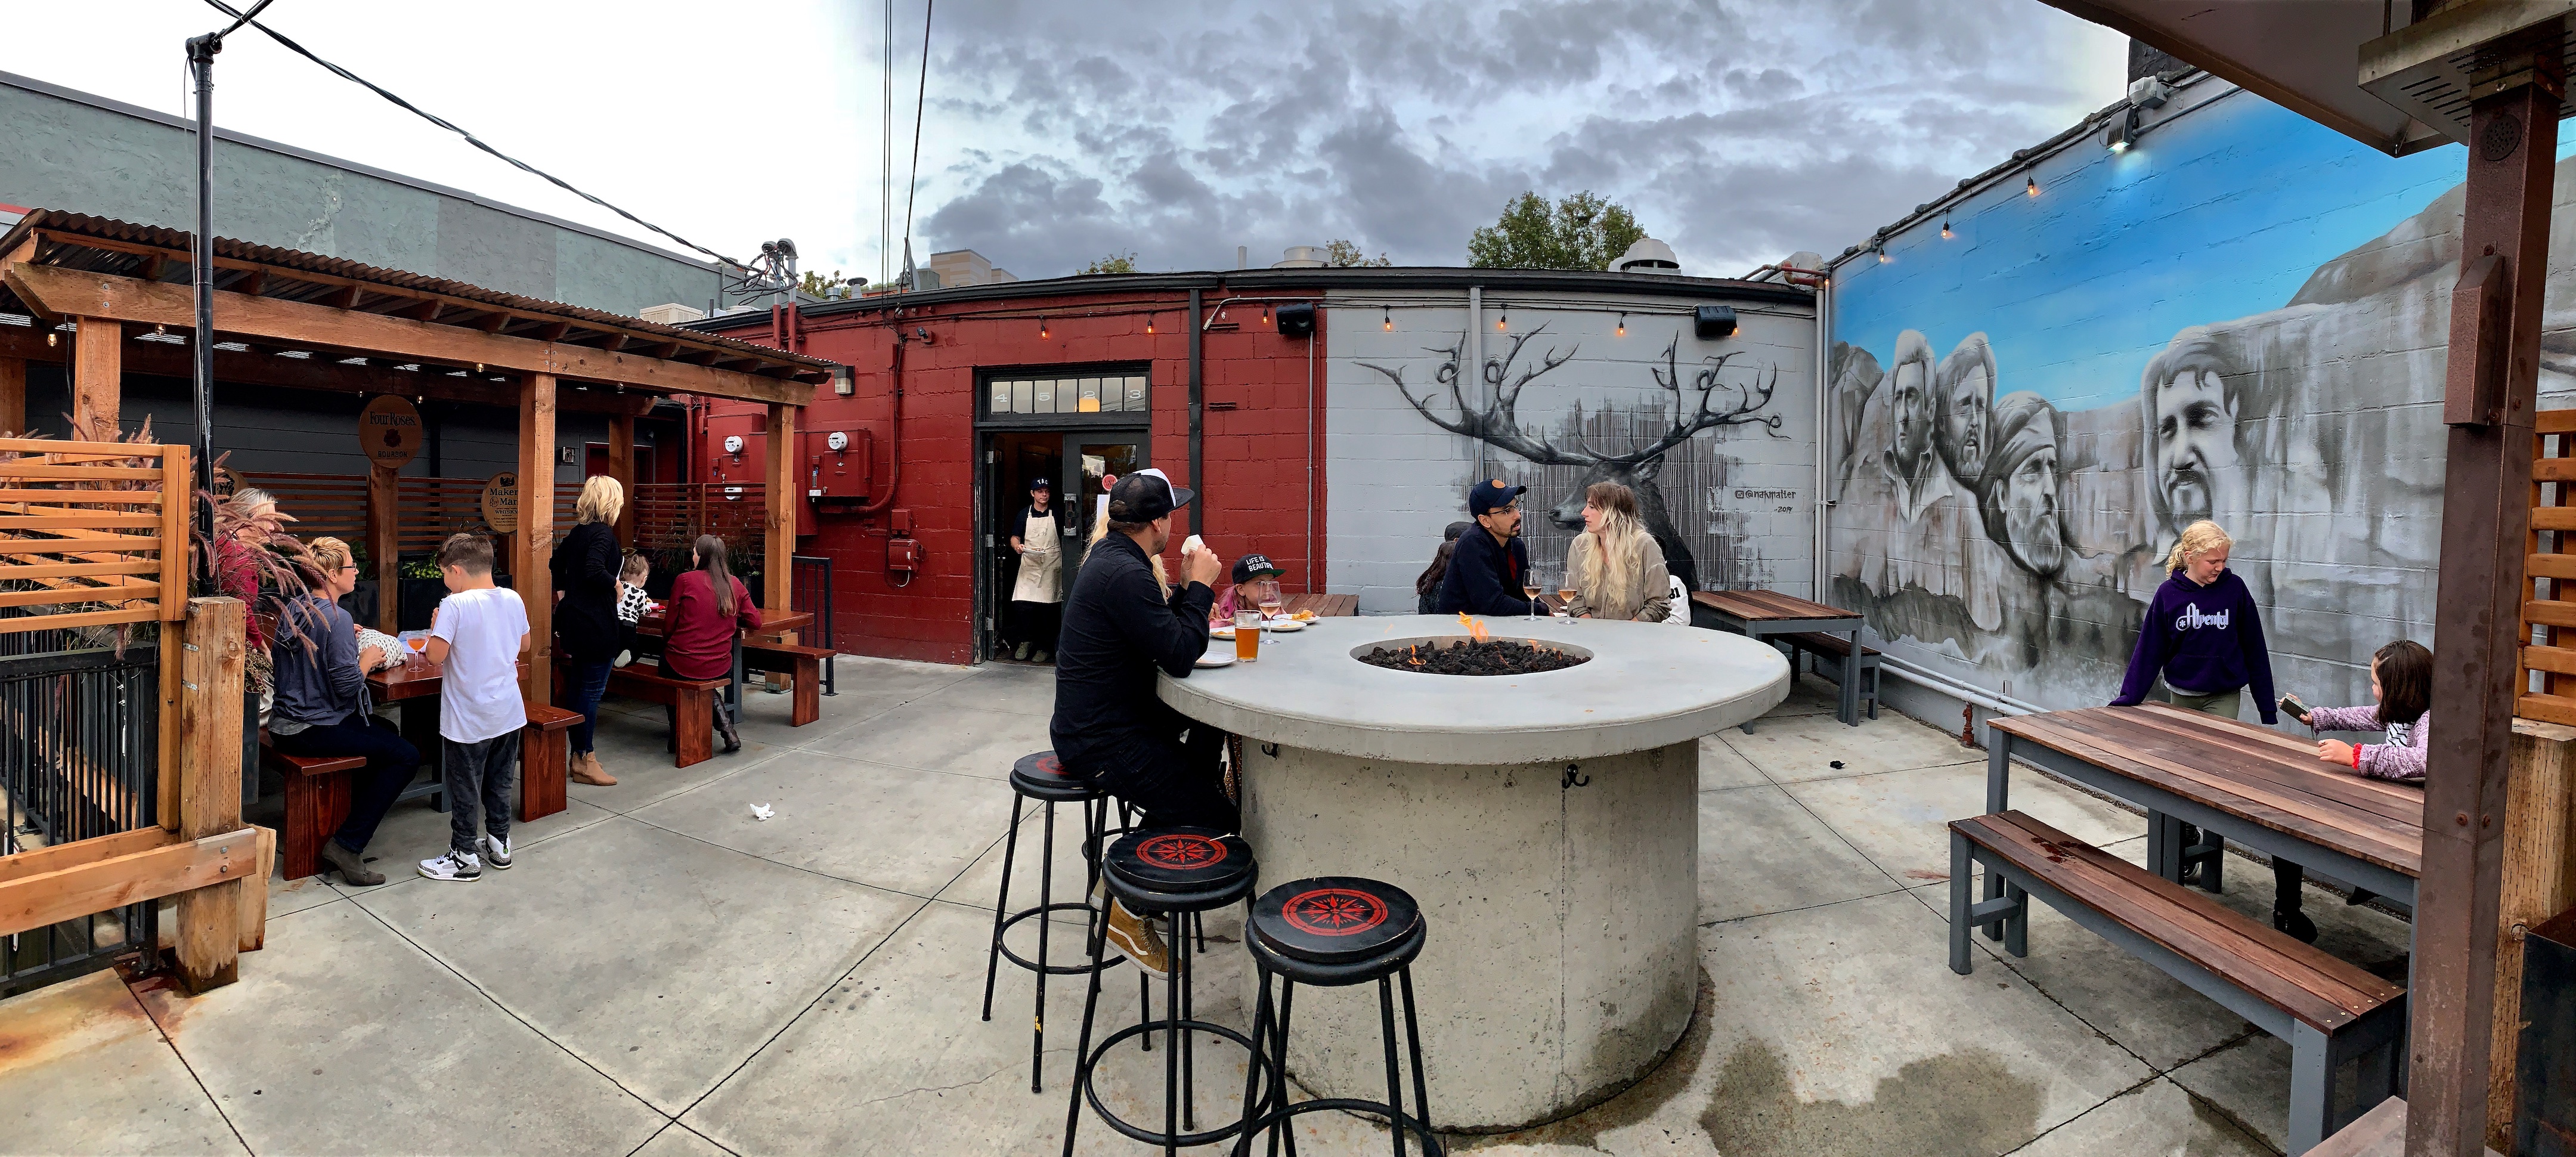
[1234,877,1439,1156]
[1063,827,1267,1155]
[980,751,1138,1092]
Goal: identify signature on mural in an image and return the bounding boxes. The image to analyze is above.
[1358,325,1784,593]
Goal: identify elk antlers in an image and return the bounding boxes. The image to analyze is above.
[1357,325,1785,467]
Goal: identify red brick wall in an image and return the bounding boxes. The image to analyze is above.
[701,288,1328,664]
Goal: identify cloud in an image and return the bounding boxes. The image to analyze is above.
[900,0,2125,277]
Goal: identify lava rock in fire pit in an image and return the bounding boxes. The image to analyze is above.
[1360,638,1591,676]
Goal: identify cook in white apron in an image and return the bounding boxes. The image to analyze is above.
[1008,479,1065,661]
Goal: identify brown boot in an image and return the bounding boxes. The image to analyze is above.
[569,751,617,786]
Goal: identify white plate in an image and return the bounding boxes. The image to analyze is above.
[1210,626,1236,640]
[1263,618,1305,632]
[1194,652,1236,668]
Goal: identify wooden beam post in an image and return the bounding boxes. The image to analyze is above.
[518,374,556,705]
[174,596,246,993]
[72,317,118,439]
[367,465,398,633]
[0,355,24,434]
[2413,32,2561,1156]
[159,447,190,831]
[2490,719,2576,1150]
[609,413,636,547]
[765,403,795,624]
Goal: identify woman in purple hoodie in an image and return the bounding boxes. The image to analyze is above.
[2111,520,2277,724]
[2112,522,2318,939]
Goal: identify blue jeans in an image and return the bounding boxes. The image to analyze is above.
[566,658,614,753]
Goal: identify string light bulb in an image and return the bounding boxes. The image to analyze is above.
[1496,309,1507,332]
[1262,304,1271,325]
[1616,313,1626,337]
[45,331,56,347]
[1145,313,1156,335]
[156,323,167,336]
[2026,177,2040,197]
[1039,317,1049,338]
[1382,307,1392,331]
[1940,221,1953,239]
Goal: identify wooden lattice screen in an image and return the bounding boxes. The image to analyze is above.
[2522,410,2576,723]
[0,438,191,633]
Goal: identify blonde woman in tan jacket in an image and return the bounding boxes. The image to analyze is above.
[1560,481,1673,622]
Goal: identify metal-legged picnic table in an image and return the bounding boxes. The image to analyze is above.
[1689,590,1867,726]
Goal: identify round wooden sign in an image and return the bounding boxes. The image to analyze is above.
[358,395,423,469]
[482,471,518,534]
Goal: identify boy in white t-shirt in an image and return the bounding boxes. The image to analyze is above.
[418,533,531,882]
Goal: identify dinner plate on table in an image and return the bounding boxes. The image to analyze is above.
[1194,652,1237,668]
[1261,618,1305,632]
[1210,625,1236,640]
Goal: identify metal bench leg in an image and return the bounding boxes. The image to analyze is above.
[1948,831,1974,976]
[1982,742,2009,941]
[2147,811,2176,882]
[2001,880,2028,958]
[1837,646,1862,727]
[2286,1022,2332,1155]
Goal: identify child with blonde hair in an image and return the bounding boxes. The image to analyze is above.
[2111,520,2277,724]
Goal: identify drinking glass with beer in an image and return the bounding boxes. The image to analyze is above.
[1235,610,1262,661]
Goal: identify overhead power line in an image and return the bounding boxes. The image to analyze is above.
[902,1,933,273]
[197,0,745,271]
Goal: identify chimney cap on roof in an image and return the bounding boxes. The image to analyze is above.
[1613,237,1680,273]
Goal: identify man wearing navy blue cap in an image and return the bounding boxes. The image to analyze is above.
[1436,479,1538,617]
[1051,470,1231,975]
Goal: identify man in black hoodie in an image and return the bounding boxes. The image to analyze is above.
[1436,479,1538,617]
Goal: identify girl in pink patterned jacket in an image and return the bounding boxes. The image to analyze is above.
[2285,639,2432,784]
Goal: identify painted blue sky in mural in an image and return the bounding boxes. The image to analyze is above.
[1831,87,2566,416]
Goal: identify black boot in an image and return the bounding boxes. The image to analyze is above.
[2272,859,2319,943]
[714,703,742,753]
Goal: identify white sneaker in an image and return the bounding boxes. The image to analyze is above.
[418,849,482,881]
[480,834,513,870]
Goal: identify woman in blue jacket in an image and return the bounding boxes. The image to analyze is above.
[2111,520,2315,939]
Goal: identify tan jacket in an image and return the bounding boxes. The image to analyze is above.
[1563,532,1672,623]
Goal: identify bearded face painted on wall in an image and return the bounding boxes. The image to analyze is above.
[1936,334,1996,488]
[1980,391,2070,581]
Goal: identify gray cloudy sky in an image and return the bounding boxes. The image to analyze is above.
[4,0,2123,281]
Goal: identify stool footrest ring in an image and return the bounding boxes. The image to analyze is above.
[1231,1098,1445,1156]
[993,904,1124,976]
[1078,1018,1274,1149]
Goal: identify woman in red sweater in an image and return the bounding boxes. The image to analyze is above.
[663,534,761,752]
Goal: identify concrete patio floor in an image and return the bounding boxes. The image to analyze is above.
[0,654,2412,1156]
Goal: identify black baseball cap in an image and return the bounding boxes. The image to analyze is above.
[1468,479,1527,516]
[1233,554,1283,583]
[1027,476,1051,491]
[1108,470,1194,522]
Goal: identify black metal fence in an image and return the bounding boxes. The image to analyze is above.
[0,623,161,997]
[792,554,837,696]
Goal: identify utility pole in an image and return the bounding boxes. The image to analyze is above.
[185,0,277,539]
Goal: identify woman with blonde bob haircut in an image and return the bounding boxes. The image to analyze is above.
[550,474,629,786]
[1561,481,1672,623]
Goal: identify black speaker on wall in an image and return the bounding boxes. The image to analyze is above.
[1276,302,1317,338]
[1694,305,1738,341]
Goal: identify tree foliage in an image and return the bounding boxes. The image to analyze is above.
[797,269,846,298]
[1466,190,1646,271]
[1079,252,1140,275]
[1324,239,1392,267]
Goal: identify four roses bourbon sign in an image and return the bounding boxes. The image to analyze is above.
[357,395,422,469]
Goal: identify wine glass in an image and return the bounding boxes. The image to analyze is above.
[1556,568,1579,621]
[1253,578,1284,623]
[1523,576,1543,620]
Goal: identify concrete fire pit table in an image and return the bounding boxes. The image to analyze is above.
[1158,613,1789,1130]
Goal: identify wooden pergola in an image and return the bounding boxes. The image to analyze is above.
[0,209,835,701]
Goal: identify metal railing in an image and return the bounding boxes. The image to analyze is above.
[0,624,161,996]
[792,554,836,695]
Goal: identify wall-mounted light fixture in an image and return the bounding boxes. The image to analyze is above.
[2106,108,2140,153]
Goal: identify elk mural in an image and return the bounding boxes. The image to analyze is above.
[1359,325,1784,592]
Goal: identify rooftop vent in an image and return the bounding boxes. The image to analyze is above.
[1613,237,1680,273]
[1272,245,1328,269]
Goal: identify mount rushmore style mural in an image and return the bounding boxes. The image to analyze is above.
[1829,83,2576,715]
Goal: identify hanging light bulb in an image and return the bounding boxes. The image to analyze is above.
[2026,177,2040,197]
[1382,307,1392,331]
[1039,317,1049,338]
[1940,220,1953,239]
[1262,304,1272,325]
[46,330,57,347]
[1496,309,1507,332]
[1146,313,1156,335]
[1615,312,1626,338]
[156,323,167,336]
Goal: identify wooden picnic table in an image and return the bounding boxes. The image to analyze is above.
[361,657,570,819]
[1985,704,2426,909]
[1689,589,1868,726]
[1209,587,1360,618]
[634,610,813,640]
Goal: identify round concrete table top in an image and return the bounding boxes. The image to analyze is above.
[1160,614,1790,765]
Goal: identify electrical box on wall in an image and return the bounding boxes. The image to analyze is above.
[804,429,874,505]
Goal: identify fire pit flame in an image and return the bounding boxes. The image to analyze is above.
[1457,612,1490,644]
[1362,632,1590,676]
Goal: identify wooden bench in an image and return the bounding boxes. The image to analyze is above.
[604,665,728,768]
[261,735,367,882]
[517,704,582,822]
[1781,630,1880,720]
[1951,810,2405,1154]
[741,641,834,727]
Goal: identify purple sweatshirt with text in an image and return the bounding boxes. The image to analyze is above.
[2111,569,2277,725]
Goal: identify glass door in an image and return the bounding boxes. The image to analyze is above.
[1063,436,1144,577]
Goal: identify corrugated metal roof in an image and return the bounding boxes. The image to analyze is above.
[0,209,834,376]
